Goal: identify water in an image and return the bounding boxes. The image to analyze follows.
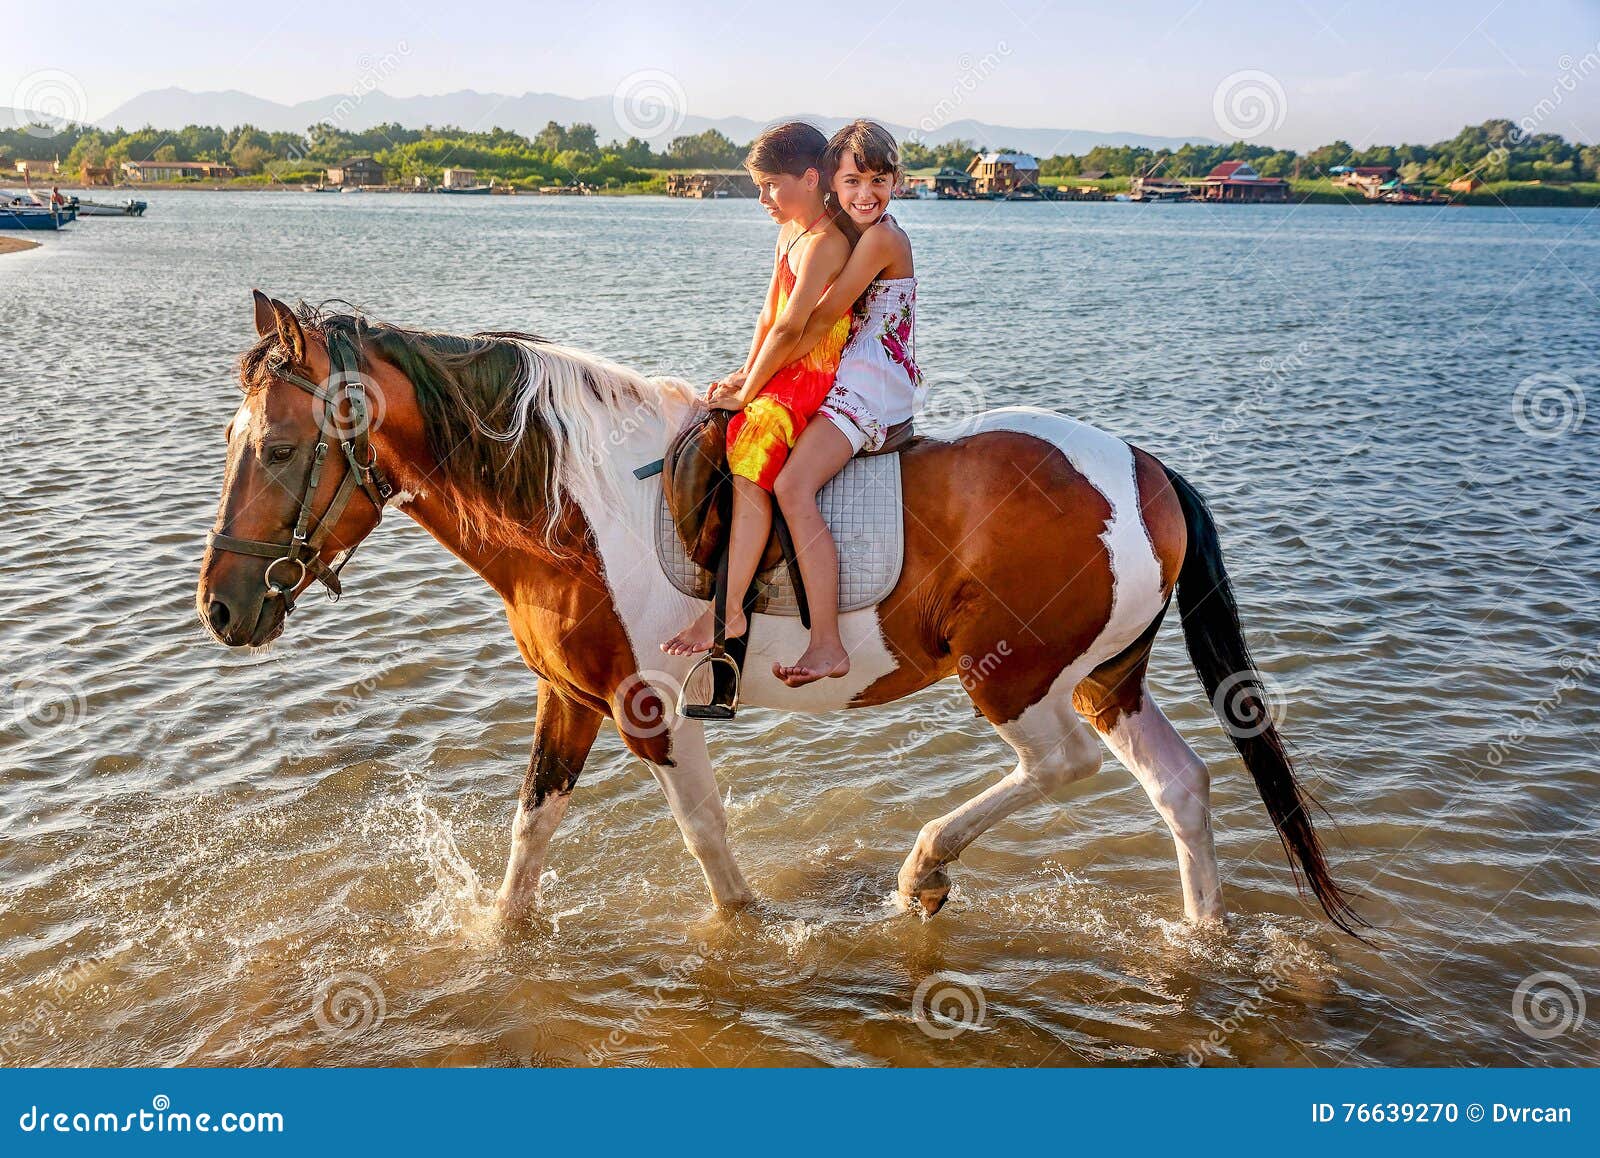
[1,191,1596,1066]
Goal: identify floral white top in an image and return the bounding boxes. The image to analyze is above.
[819,276,924,452]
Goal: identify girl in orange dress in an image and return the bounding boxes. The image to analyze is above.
[661,122,853,660]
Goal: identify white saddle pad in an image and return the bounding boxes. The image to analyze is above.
[654,452,905,617]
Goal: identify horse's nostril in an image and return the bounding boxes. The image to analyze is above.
[207,600,231,632]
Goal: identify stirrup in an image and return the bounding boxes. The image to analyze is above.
[678,651,742,720]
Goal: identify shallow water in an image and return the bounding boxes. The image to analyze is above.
[0,191,1596,1066]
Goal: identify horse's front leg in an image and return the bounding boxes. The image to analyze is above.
[495,683,603,921]
[642,720,753,911]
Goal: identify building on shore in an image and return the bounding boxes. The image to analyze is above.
[1130,175,1191,201]
[326,157,386,187]
[1192,160,1289,202]
[121,160,237,182]
[900,166,976,198]
[80,164,116,186]
[1331,165,1399,198]
[967,152,1041,196]
[1449,176,1484,194]
[664,170,757,198]
[441,167,478,189]
[14,159,60,179]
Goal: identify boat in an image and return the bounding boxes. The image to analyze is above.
[76,198,147,217]
[301,183,334,193]
[438,183,493,195]
[0,202,69,230]
[339,186,363,194]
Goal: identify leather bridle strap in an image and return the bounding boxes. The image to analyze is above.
[205,328,393,613]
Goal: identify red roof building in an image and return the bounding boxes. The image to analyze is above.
[1194,160,1289,202]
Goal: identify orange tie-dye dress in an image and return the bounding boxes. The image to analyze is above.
[726,250,853,491]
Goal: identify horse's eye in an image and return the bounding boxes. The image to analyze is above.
[268,445,296,464]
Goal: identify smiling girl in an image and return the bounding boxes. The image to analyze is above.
[661,121,854,663]
[731,119,923,687]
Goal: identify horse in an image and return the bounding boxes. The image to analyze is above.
[195,292,1362,935]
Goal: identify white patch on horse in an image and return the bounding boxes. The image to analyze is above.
[226,401,251,442]
[971,406,1165,663]
[385,488,424,508]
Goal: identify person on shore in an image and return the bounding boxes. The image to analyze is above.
[660,122,854,661]
[745,119,923,687]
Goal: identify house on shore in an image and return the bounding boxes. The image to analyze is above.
[122,160,237,182]
[441,167,479,189]
[1193,160,1288,202]
[14,159,60,179]
[326,157,386,187]
[1131,175,1190,201]
[665,170,757,198]
[1331,165,1398,198]
[1449,176,1484,194]
[967,152,1040,196]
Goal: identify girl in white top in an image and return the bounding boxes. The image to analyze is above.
[758,120,923,687]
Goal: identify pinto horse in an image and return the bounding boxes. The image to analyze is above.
[196,294,1361,934]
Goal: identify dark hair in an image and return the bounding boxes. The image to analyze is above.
[821,120,903,186]
[744,121,828,178]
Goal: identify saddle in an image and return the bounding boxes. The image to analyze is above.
[635,401,913,718]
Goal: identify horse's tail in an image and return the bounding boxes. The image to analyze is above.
[1163,466,1367,936]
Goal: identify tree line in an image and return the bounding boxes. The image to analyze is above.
[2,117,1593,188]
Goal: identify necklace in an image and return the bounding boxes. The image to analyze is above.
[783,209,832,258]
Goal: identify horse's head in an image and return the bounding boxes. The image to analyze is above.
[196,292,395,646]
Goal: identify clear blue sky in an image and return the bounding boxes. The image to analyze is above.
[10,0,1600,147]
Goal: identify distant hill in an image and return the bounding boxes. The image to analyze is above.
[87,87,1214,156]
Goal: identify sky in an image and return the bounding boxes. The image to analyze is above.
[9,0,1600,148]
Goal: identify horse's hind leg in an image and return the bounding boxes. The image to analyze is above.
[495,684,603,922]
[1077,657,1224,923]
[897,684,1102,915]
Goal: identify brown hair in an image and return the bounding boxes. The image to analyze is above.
[744,121,828,178]
[819,120,902,241]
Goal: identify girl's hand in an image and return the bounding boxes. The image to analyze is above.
[707,389,748,412]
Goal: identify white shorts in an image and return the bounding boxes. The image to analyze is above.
[816,385,888,454]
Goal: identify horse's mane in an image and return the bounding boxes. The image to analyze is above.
[246,301,692,553]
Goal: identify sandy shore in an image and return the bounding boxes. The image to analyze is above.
[0,237,41,255]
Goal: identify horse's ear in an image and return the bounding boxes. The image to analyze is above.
[251,289,275,338]
[270,298,307,364]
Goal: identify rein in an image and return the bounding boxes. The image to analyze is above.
[206,328,394,613]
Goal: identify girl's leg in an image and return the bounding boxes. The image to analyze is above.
[771,417,856,686]
[661,478,770,654]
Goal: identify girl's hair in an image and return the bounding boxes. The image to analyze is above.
[819,120,902,242]
[744,121,829,177]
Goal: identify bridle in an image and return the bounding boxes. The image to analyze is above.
[206,327,393,613]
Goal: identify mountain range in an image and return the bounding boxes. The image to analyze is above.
[36,87,1215,157]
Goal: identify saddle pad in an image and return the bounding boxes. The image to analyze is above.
[654,452,905,617]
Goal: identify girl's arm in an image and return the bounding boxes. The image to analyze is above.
[752,226,898,381]
[714,230,850,408]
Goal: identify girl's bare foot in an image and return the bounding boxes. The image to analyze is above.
[773,640,850,687]
[661,605,747,656]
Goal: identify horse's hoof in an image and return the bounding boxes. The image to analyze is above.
[906,869,951,918]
